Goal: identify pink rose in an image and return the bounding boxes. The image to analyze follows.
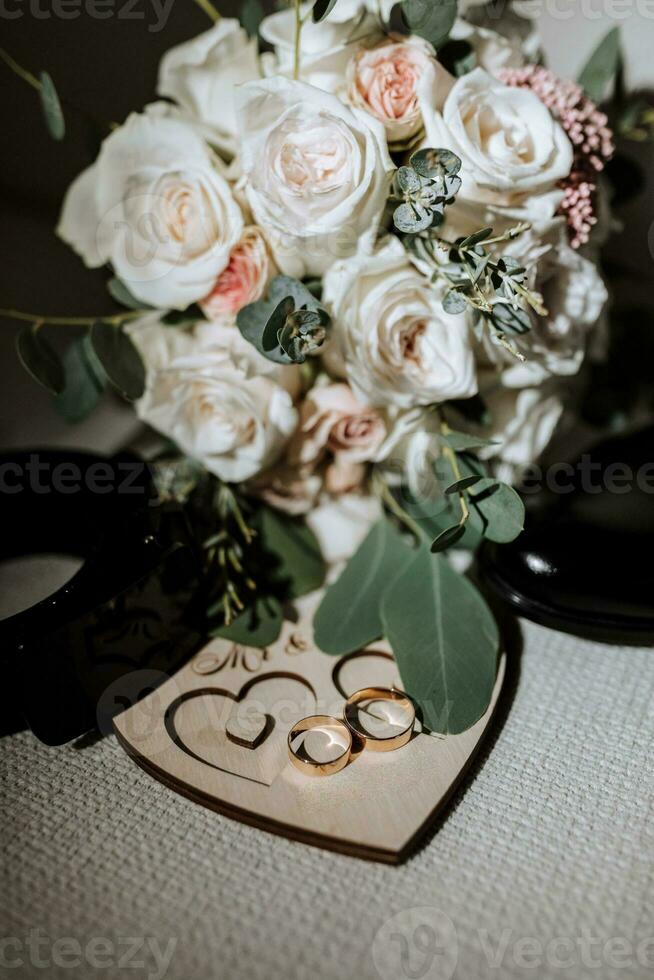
[291,381,388,469]
[200,225,270,321]
[347,36,440,145]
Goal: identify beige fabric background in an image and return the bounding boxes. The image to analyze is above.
[1,11,654,980]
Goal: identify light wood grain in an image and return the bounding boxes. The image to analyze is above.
[114,592,506,863]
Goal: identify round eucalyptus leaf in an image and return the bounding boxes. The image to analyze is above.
[39,71,65,141]
[430,522,466,553]
[16,322,65,395]
[469,478,525,543]
[397,166,421,193]
[411,147,462,179]
[491,302,532,335]
[89,321,145,401]
[442,290,468,315]
[393,201,432,234]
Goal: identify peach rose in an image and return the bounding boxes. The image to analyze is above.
[346,36,440,145]
[291,382,388,470]
[200,226,270,321]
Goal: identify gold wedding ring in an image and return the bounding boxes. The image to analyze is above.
[287,715,353,777]
[343,687,415,752]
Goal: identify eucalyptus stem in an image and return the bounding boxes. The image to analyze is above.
[293,0,302,80]
[0,48,40,90]
[372,471,424,544]
[439,420,470,526]
[0,308,148,327]
[191,0,221,21]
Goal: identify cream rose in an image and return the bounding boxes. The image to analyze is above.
[291,381,388,466]
[259,1,386,94]
[456,375,564,480]
[236,77,394,278]
[128,317,299,482]
[57,107,244,310]
[449,20,525,76]
[419,67,573,209]
[323,236,477,408]
[157,19,260,156]
[200,226,271,322]
[346,36,444,145]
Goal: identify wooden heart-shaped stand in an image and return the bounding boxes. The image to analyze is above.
[114,592,506,863]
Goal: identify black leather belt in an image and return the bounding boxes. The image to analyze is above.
[0,450,204,744]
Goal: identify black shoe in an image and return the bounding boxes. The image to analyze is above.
[478,425,654,643]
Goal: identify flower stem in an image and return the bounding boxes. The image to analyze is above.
[0,48,40,91]
[191,0,220,22]
[439,420,470,526]
[293,0,302,80]
[0,308,149,327]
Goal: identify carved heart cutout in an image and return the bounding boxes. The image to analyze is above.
[164,672,316,787]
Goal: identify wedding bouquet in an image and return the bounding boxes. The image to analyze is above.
[4,1,625,732]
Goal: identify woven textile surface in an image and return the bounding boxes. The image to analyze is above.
[1,620,653,980]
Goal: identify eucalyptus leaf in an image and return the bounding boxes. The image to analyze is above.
[491,302,531,334]
[430,522,465,553]
[55,334,107,423]
[39,71,65,141]
[240,0,265,36]
[578,26,621,103]
[460,227,493,248]
[262,296,294,352]
[107,277,148,311]
[444,475,481,495]
[16,322,65,395]
[443,289,468,315]
[259,507,326,599]
[401,0,458,50]
[89,321,145,401]
[314,519,414,656]
[442,430,497,452]
[381,547,499,734]
[468,478,525,543]
[411,147,461,178]
[397,166,422,193]
[393,201,432,233]
[212,596,283,648]
[312,0,339,21]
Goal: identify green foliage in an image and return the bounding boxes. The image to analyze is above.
[237,276,330,365]
[107,277,149,311]
[578,27,621,104]
[258,507,326,599]
[381,545,498,734]
[391,148,462,234]
[468,478,525,544]
[212,596,283,646]
[16,322,65,395]
[89,321,145,401]
[312,0,339,21]
[314,519,414,655]
[39,71,65,141]
[401,0,458,50]
[240,0,265,36]
[55,334,107,423]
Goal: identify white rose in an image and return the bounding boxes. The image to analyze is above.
[346,35,446,146]
[419,67,573,210]
[236,77,394,278]
[57,107,244,310]
[157,19,260,156]
[259,1,388,94]
[464,376,564,480]
[449,19,525,76]
[127,316,299,482]
[323,236,477,408]
[501,228,608,386]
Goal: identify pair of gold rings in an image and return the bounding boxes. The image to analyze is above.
[287,687,415,777]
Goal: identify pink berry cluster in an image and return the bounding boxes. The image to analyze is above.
[499,65,615,248]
